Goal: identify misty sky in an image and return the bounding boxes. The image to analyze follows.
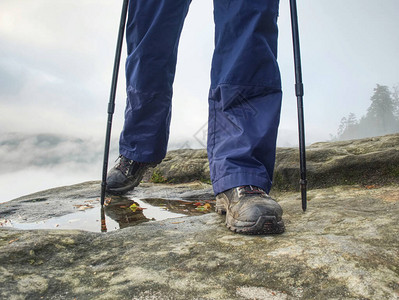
[1,0,399,148]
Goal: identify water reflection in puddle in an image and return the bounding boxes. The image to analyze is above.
[7,196,215,233]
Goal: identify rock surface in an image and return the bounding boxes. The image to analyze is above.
[274,133,399,190]
[145,133,399,190]
[1,134,399,299]
[1,182,399,299]
[143,149,210,184]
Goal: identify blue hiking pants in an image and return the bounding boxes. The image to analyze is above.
[120,0,282,195]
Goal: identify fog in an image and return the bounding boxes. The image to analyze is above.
[1,0,398,201]
[0,133,114,202]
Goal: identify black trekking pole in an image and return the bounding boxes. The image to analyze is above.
[289,0,307,212]
[100,0,129,206]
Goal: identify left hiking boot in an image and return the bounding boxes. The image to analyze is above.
[106,155,159,195]
[215,185,285,235]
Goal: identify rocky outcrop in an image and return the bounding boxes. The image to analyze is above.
[274,133,399,191]
[1,134,399,299]
[1,183,398,299]
[143,149,210,184]
[145,134,399,191]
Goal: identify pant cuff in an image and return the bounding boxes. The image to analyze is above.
[211,172,272,195]
[119,146,165,163]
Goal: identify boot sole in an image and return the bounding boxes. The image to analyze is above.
[106,172,144,195]
[105,181,140,195]
[215,203,285,235]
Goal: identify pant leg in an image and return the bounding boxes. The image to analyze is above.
[120,0,191,163]
[208,0,282,195]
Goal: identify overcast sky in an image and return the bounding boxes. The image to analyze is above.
[1,0,399,148]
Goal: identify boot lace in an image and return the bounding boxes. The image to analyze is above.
[115,155,133,175]
[115,155,148,176]
[238,185,266,196]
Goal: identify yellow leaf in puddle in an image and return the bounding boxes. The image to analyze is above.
[129,203,146,212]
[129,203,138,212]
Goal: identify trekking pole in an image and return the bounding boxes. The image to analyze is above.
[289,0,307,212]
[100,0,129,206]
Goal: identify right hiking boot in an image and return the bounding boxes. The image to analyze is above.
[106,155,159,195]
[215,185,285,235]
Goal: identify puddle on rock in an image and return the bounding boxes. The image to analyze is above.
[3,196,215,233]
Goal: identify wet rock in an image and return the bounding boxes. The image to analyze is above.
[0,181,214,223]
[0,181,101,223]
[1,184,398,299]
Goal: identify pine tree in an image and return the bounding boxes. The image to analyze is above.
[392,85,399,118]
[338,113,358,140]
[347,113,357,126]
[336,84,399,141]
[365,84,397,136]
[337,117,347,137]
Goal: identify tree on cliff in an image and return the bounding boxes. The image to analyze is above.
[392,85,399,118]
[337,84,399,140]
[337,113,358,140]
[364,84,397,136]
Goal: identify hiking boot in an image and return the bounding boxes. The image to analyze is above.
[106,155,159,195]
[215,185,285,234]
